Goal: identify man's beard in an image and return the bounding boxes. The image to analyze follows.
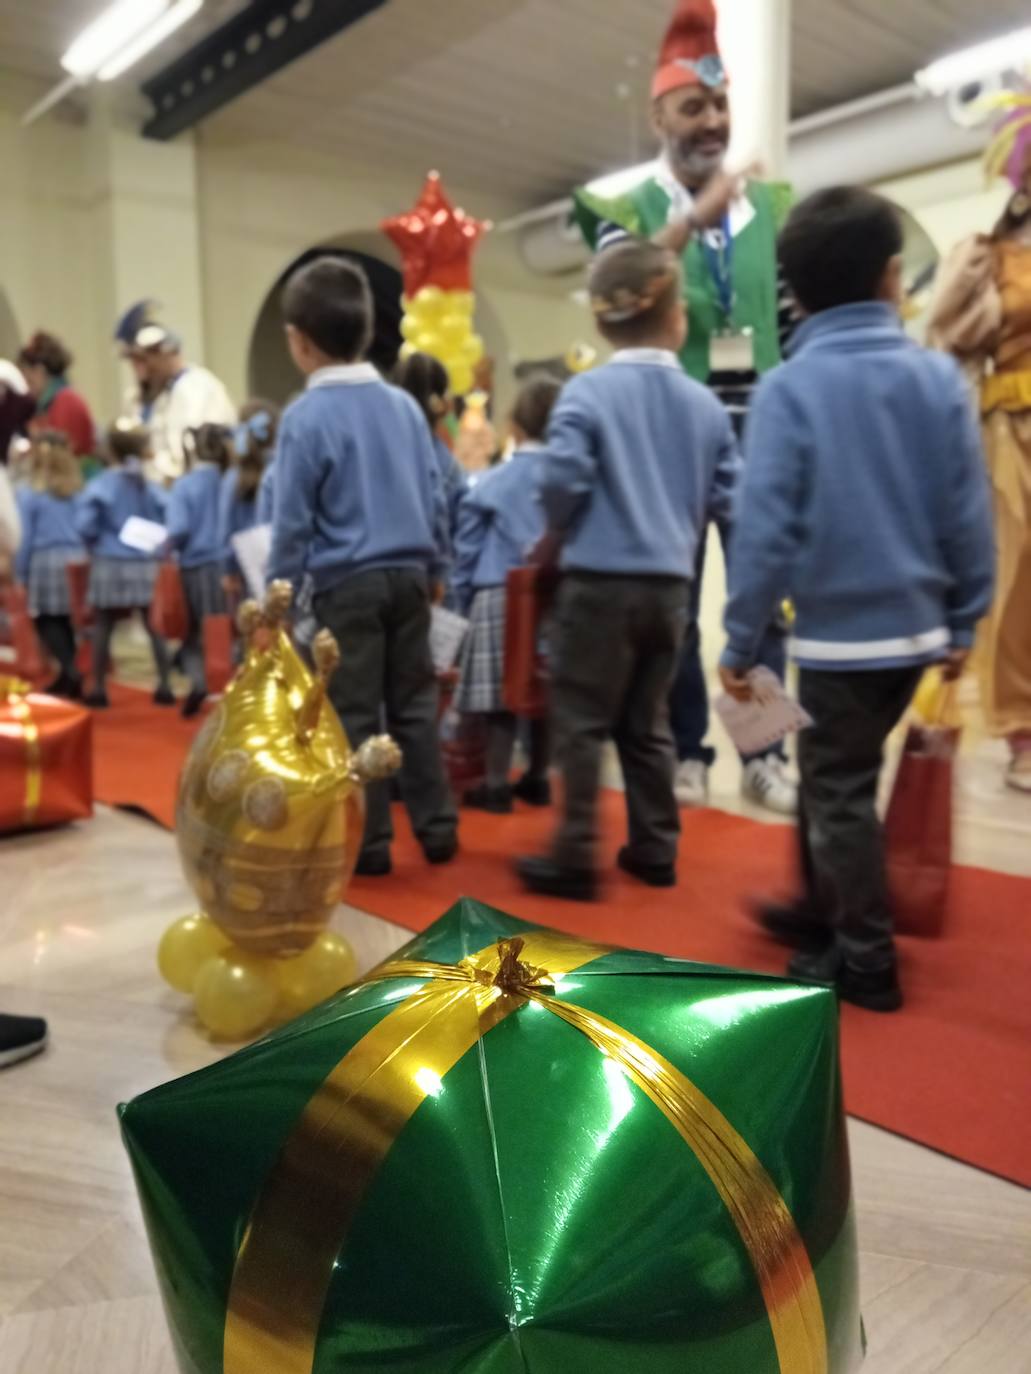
[671,135,728,185]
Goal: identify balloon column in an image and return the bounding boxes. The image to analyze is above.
[158,582,401,1039]
[382,171,491,396]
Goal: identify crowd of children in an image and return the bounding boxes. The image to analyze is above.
[3,183,998,1013]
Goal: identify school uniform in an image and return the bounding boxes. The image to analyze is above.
[723,303,995,974]
[268,362,456,866]
[15,488,87,689]
[538,349,739,875]
[167,463,227,696]
[217,469,259,582]
[76,468,168,609]
[452,444,545,714]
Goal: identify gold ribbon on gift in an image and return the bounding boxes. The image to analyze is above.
[1,677,42,826]
[223,933,828,1374]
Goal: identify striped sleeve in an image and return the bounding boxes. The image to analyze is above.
[596,220,634,253]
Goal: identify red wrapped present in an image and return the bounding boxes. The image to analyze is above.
[0,676,93,832]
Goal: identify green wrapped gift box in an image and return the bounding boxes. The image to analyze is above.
[121,899,864,1373]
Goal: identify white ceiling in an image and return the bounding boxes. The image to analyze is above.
[3,0,1028,203]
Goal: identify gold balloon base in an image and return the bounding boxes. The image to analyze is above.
[158,912,358,1040]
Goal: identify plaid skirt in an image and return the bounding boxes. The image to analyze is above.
[28,547,86,617]
[455,585,507,714]
[181,562,226,624]
[89,556,158,611]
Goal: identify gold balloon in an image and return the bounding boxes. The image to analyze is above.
[276,931,358,1021]
[176,584,401,958]
[157,913,229,994]
[194,950,280,1040]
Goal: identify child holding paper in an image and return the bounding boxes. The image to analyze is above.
[76,419,174,708]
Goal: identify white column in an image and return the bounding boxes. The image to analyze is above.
[719,0,792,179]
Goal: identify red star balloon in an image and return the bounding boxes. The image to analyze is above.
[381,172,491,298]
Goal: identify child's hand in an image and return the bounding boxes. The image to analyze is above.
[719,664,754,702]
[940,648,969,682]
[528,531,562,570]
[431,581,446,606]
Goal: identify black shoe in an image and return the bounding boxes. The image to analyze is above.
[154,685,176,707]
[423,836,459,865]
[512,773,552,807]
[181,688,206,719]
[44,672,82,700]
[516,855,598,902]
[788,947,903,1013]
[464,784,513,814]
[84,688,110,710]
[355,851,392,878]
[617,846,676,888]
[0,1013,48,1069]
[753,899,830,951]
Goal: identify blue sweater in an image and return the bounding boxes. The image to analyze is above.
[166,463,224,569]
[452,446,546,611]
[267,365,447,593]
[218,469,260,577]
[15,489,84,582]
[433,435,469,541]
[75,468,168,561]
[539,350,740,578]
[722,303,995,673]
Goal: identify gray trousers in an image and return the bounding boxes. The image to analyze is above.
[797,666,924,971]
[314,568,457,861]
[550,573,688,871]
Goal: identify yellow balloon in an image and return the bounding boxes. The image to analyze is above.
[277,931,358,1021]
[175,584,400,958]
[412,285,445,318]
[438,314,468,347]
[451,290,475,316]
[157,913,228,994]
[194,950,280,1040]
[449,362,475,396]
[398,341,417,362]
[460,333,485,366]
[414,330,444,357]
[399,314,420,342]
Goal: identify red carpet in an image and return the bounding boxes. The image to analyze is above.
[94,686,1031,1187]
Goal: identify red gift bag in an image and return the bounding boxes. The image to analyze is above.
[884,722,958,939]
[149,562,189,642]
[503,566,550,719]
[3,587,46,682]
[203,614,234,695]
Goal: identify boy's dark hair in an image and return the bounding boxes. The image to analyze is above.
[511,374,562,442]
[588,240,681,348]
[281,256,374,361]
[779,187,904,315]
[394,351,450,431]
[19,331,73,377]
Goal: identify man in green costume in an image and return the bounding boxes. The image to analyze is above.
[573,0,798,817]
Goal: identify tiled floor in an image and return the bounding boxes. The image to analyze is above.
[1,725,1030,1371]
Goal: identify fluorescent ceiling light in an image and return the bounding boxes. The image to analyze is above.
[98,0,204,81]
[915,27,1031,96]
[585,159,659,199]
[62,0,169,79]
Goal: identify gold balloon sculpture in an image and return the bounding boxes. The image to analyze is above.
[158,582,401,1039]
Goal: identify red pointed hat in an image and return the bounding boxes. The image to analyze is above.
[652,0,727,100]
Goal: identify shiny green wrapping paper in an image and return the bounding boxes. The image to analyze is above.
[120,899,864,1373]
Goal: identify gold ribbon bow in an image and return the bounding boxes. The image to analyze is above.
[1,676,41,826]
[224,932,828,1374]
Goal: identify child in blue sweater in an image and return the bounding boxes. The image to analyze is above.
[518,239,740,901]
[395,352,468,551]
[76,421,174,708]
[166,423,232,718]
[15,432,86,698]
[268,256,456,874]
[720,187,995,1012]
[219,400,279,601]
[452,375,561,813]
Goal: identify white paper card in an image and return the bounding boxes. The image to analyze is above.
[430,606,469,674]
[714,666,812,758]
[231,524,272,601]
[118,516,167,555]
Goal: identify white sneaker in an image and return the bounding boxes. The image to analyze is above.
[742,757,798,816]
[674,759,710,807]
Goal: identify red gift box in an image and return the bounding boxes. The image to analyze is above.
[0,676,93,833]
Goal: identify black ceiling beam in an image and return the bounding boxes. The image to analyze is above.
[141,0,389,141]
